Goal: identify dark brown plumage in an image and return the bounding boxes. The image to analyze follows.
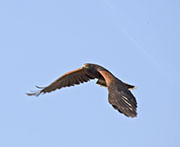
[27,63,137,117]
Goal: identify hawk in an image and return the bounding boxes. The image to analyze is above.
[27,63,137,117]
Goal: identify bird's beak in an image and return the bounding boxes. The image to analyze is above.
[83,64,88,69]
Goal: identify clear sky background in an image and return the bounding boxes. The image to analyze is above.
[0,0,180,147]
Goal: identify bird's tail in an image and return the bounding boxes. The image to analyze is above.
[122,82,136,90]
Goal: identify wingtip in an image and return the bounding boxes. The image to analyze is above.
[129,112,137,118]
[26,85,45,96]
[118,110,137,118]
[26,90,41,97]
[26,92,40,96]
[35,85,44,89]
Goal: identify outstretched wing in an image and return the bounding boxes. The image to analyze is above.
[27,68,95,96]
[108,81,137,117]
[97,69,137,117]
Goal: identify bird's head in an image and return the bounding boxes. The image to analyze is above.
[83,63,101,77]
[82,63,96,70]
[83,63,90,69]
[83,63,102,74]
[83,63,99,72]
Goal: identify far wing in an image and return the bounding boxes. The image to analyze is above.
[97,69,137,117]
[108,81,137,117]
[27,68,95,96]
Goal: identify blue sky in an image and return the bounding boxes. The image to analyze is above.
[0,0,180,146]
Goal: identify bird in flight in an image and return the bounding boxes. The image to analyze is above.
[27,63,137,117]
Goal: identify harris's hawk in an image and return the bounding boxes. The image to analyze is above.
[27,63,137,117]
